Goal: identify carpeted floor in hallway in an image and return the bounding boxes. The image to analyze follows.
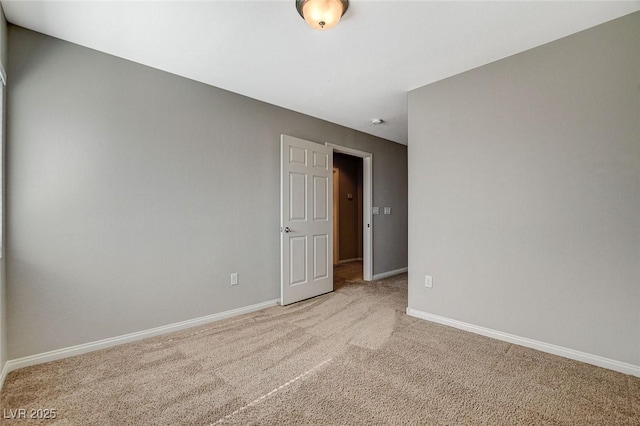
[333,260,363,290]
[1,272,638,425]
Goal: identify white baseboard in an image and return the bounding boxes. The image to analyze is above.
[0,361,9,392]
[1,299,279,390]
[337,258,363,264]
[406,307,640,378]
[373,267,408,281]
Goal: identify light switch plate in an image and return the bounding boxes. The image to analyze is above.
[372,207,380,215]
[425,275,433,288]
[384,207,391,215]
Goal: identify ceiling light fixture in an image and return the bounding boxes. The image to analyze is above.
[296,0,349,30]
[371,119,384,125]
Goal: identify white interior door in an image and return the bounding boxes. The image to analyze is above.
[281,135,333,305]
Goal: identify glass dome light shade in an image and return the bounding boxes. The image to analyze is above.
[297,0,348,30]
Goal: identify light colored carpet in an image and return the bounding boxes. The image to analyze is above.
[1,274,639,425]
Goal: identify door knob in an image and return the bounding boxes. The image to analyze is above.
[284,227,292,233]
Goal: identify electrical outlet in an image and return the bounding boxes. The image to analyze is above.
[425,275,433,288]
[230,273,238,286]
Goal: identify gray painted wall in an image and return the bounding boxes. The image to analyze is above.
[7,26,408,359]
[408,12,639,366]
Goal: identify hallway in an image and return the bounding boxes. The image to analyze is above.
[333,260,363,290]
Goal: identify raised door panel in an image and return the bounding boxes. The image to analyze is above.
[289,173,307,222]
[289,146,307,165]
[313,151,328,170]
[313,175,328,221]
[313,234,329,280]
[289,236,307,286]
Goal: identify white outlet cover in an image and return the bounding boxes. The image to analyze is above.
[425,275,433,288]
[231,273,238,286]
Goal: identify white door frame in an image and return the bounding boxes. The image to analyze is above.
[326,143,373,281]
[332,168,340,265]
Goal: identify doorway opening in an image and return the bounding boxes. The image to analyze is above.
[326,143,373,286]
[333,153,362,289]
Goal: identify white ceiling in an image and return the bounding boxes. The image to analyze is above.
[2,1,639,144]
